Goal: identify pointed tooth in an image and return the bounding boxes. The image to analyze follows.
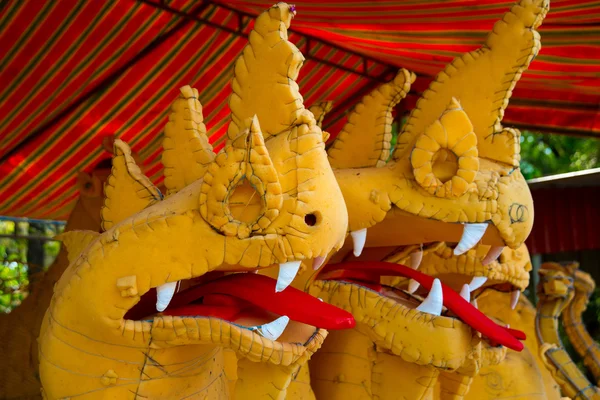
[156,281,178,312]
[416,278,443,316]
[468,276,488,292]
[510,290,521,310]
[482,246,504,265]
[454,223,488,255]
[276,261,301,292]
[408,279,420,294]
[253,316,290,341]
[350,229,367,257]
[472,298,478,309]
[459,284,471,302]
[410,250,423,270]
[313,256,326,271]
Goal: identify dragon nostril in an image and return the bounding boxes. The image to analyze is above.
[305,213,318,226]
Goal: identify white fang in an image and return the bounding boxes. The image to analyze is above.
[351,229,367,257]
[156,281,178,312]
[469,276,488,292]
[313,256,326,271]
[482,246,504,266]
[410,249,423,270]
[459,284,471,303]
[276,261,302,292]
[416,278,443,316]
[408,279,420,294]
[454,224,488,255]
[510,290,521,310]
[253,316,289,341]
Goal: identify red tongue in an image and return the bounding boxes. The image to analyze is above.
[128,274,355,330]
[319,262,524,352]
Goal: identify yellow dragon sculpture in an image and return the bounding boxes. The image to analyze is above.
[0,139,147,400]
[32,0,551,398]
[536,262,600,399]
[305,0,545,398]
[398,243,563,400]
[39,4,356,399]
[560,262,600,386]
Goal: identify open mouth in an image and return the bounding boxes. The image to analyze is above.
[316,261,525,351]
[348,208,508,259]
[384,242,527,311]
[125,271,355,347]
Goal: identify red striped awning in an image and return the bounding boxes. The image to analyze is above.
[0,0,599,220]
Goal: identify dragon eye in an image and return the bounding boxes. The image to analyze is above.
[304,213,319,227]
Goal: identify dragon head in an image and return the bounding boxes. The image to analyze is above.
[383,243,532,308]
[542,261,595,299]
[538,264,575,301]
[330,0,547,259]
[39,4,353,398]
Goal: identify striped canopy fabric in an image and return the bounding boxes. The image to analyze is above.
[0,0,599,220]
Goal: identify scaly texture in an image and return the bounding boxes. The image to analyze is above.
[410,99,479,198]
[162,85,215,195]
[291,2,543,397]
[328,69,414,168]
[308,101,332,129]
[536,264,600,399]
[228,3,304,141]
[101,140,163,231]
[381,243,539,400]
[385,244,560,400]
[234,330,325,400]
[200,116,282,239]
[38,3,349,399]
[464,290,563,400]
[384,243,531,292]
[394,0,548,167]
[555,262,600,386]
[309,279,507,400]
[331,0,541,252]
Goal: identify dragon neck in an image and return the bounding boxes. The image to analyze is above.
[563,289,600,385]
[536,285,600,398]
[309,328,438,400]
[437,371,473,400]
[235,358,303,400]
[536,292,569,346]
[40,314,228,397]
[459,291,562,400]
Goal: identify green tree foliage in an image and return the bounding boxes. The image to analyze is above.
[520,131,600,180]
[0,221,28,313]
[0,220,64,313]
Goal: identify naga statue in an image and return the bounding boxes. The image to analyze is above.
[305,0,546,398]
[243,0,542,397]
[395,243,563,400]
[38,3,356,399]
[551,261,600,387]
[0,138,151,399]
[536,263,600,399]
